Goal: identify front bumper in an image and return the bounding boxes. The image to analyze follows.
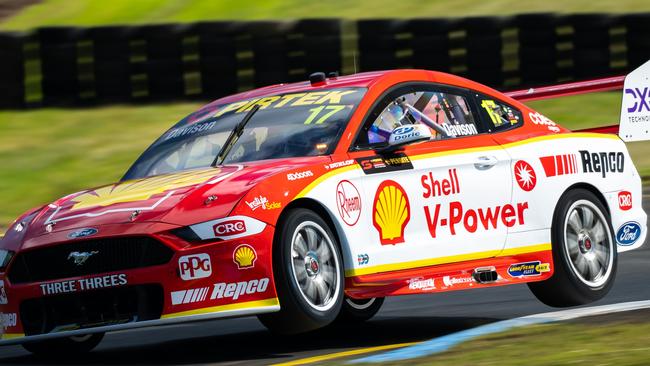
[0,220,279,346]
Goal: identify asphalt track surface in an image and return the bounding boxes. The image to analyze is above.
[1,188,649,365]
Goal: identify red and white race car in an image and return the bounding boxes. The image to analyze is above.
[1,62,648,355]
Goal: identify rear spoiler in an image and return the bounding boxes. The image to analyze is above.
[504,60,650,142]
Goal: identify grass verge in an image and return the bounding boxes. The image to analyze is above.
[2,0,650,29]
[332,309,650,366]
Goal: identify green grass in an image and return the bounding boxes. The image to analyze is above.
[0,103,202,228]
[0,92,647,230]
[3,0,650,29]
[340,316,650,366]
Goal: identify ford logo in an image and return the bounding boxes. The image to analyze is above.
[68,228,98,239]
[616,221,641,246]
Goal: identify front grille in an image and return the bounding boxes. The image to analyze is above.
[8,236,174,284]
[20,285,163,336]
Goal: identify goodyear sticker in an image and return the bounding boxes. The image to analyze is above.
[508,261,550,277]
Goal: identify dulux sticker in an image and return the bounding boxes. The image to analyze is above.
[616,221,641,246]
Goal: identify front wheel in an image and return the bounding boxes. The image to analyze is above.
[258,209,344,334]
[529,189,617,307]
[22,333,104,357]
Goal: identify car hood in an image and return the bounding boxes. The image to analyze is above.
[11,159,322,248]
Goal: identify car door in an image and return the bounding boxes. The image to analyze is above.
[346,83,513,276]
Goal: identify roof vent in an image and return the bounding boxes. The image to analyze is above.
[309,72,327,86]
[328,71,339,79]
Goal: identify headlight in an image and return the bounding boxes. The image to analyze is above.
[0,249,14,271]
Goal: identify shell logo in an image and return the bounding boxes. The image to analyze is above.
[233,244,257,269]
[70,169,221,210]
[372,180,411,245]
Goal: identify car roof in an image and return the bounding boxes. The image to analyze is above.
[201,69,505,109]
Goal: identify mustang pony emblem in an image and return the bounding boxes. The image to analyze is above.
[67,251,99,266]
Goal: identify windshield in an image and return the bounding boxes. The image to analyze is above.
[123,87,366,180]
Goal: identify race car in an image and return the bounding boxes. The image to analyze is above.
[1,62,648,355]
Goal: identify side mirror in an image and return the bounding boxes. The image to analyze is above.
[377,124,431,153]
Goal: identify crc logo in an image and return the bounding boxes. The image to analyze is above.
[214,220,246,236]
[618,191,632,211]
[178,254,212,281]
[625,87,650,113]
[0,280,7,305]
[336,180,361,226]
[68,228,98,239]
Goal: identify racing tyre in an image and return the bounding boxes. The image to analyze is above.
[336,297,384,323]
[258,209,344,334]
[22,333,104,357]
[528,189,617,307]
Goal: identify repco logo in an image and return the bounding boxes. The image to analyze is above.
[214,220,246,236]
[579,150,624,178]
[618,191,632,211]
[178,254,212,281]
[210,278,269,301]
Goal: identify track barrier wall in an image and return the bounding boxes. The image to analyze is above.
[1,13,649,109]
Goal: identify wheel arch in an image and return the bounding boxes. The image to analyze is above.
[277,198,351,269]
[558,182,611,217]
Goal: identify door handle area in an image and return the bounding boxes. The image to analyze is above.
[474,156,498,170]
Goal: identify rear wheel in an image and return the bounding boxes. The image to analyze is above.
[258,209,344,334]
[22,333,104,356]
[336,297,384,323]
[529,189,617,307]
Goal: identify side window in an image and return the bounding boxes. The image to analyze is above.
[360,89,481,147]
[477,95,523,132]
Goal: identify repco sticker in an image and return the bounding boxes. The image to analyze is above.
[210,278,269,300]
[336,180,361,226]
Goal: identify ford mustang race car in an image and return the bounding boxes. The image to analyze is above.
[1,63,648,355]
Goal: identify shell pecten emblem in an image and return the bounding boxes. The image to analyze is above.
[70,169,221,210]
[372,180,411,245]
[233,244,257,269]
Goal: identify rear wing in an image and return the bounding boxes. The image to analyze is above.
[504,60,650,142]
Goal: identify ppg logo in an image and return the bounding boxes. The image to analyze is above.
[178,254,212,281]
[625,88,650,113]
[214,220,246,236]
